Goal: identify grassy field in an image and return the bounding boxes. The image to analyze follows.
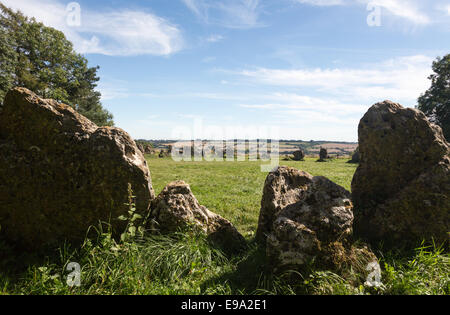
[0,157,448,295]
[148,157,357,237]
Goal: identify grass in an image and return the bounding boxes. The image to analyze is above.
[147,157,357,237]
[0,157,448,295]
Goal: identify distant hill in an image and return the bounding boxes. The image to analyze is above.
[280,140,358,157]
[139,139,358,157]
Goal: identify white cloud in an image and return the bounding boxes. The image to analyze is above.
[367,0,429,25]
[230,54,435,141]
[238,55,433,106]
[240,94,365,114]
[295,0,433,25]
[239,93,367,133]
[2,0,183,56]
[181,0,263,29]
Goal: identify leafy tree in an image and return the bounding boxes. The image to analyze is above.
[0,25,16,104]
[0,4,113,126]
[418,54,450,141]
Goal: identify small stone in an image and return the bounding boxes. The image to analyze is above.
[257,166,374,273]
[150,181,247,255]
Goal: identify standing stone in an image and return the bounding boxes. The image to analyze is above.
[222,143,227,159]
[256,166,315,244]
[318,147,328,162]
[0,88,155,249]
[352,100,450,247]
[347,147,360,164]
[292,149,305,161]
[257,166,376,273]
[137,143,145,154]
[190,140,195,158]
[145,146,153,154]
[150,181,247,255]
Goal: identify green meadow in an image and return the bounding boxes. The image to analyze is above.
[148,157,357,237]
[0,157,448,295]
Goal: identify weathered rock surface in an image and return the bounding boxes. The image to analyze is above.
[142,145,155,155]
[137,143,145,154]
[150,181,247,254]
[352,100,450,246]
[0,88,155,249]
[292,149,305,161]
[257,166,375,272]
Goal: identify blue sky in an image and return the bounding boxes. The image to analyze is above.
[3,0,450,141]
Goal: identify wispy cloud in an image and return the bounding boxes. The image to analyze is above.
[367,0,429,25]
[295,0,437,25]
[2,0,183,56]
[239,93,366,129]
[294,0,346,6]
[205,34,225,42]
[181,0,263,29]
[240,94,365,114]
[229,54,434,140]
[237,55,433,105]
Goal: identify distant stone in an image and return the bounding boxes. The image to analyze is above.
[352,100,450,247]
[347,147,360,163]
[137,143,145,154]
[145,146,153,154]
[257,166,375,272]
[0,88,155,249]
[292,149,305,161]
[150,181,247,255]
[317,148,328,162]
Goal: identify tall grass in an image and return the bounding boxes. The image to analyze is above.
[0,226,234,295]
[381,244,449,295]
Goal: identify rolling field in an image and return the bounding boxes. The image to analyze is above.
[147,156,358,237]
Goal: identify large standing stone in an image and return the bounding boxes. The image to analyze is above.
[257,166,375,272]
[0,88,155,249]
[352,100,450,246]
[150,181,247,254]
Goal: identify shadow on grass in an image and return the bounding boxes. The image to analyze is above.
[200,240,306,295]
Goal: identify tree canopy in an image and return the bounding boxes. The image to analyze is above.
[418,54,450,141]
[0,4,113,126]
